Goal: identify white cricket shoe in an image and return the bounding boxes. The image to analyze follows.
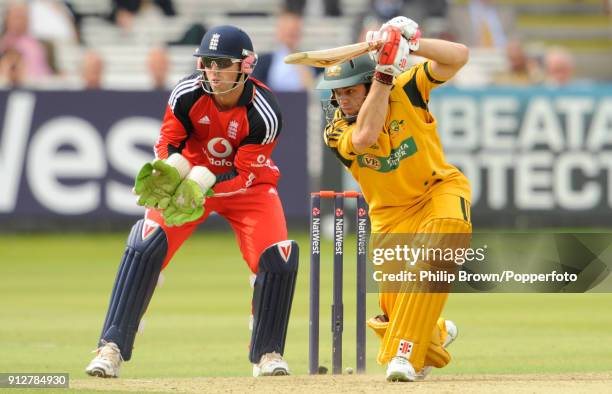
[386,356,417,382]
[85,342,123,378]
[415,320,459,381]
[252,352,290,377]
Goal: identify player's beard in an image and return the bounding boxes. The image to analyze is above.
[338,98,364,124]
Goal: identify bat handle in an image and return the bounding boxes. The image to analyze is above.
[367,39,384,51]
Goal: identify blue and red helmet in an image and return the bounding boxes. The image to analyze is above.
[194,25,254,59]
[193,25,257,93]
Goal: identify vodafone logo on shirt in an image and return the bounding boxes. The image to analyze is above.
[207,137,233,158]
[205,137,233,167]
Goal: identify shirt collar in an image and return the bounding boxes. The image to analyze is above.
[237,78,255,106]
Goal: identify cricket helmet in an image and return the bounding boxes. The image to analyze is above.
[317,54,375,124]
[194,25,254,59]
[193,25,258,94]
[316,54,375,90]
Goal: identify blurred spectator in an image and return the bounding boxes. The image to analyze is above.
[468,0,507,48]
[252,11,314,92]
[110,0,176,32]
[285,0,341,17]
[544,47,575,87]
[0,2,53,80]
[29,0,78,44]
[0,47,26,88]
[167,23,206,46]
[448,0,511,48]
[80,50,104,89]
[147,46,170,90]
[62,1,84,43]
[493,39,542,86]
[354,0,449,42]
[354,0,405,42]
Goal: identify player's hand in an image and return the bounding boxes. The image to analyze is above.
[134,159,182,209]
[134,153,192,209]
[381,16,421,52]
[162,179,205,226]
[162,166,216,227]
[368,26,411,77]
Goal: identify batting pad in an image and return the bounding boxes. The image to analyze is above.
[249,240,299,363]
[367,315,450,368]
[378,291,449,370]
[377,218,471,370]
[99,219,168,361]
[425,318,453,368]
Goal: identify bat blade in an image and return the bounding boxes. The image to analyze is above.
[284,40,383,68]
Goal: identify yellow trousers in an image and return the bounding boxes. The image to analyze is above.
[374,193,472,371]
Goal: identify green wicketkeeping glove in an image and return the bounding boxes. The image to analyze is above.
[162,166,216,227]
[134,154,191,209]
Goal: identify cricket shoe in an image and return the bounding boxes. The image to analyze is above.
[252,352,290,377]
[85,342,122,378]
[415,320,458,381]
[386,356,417,382]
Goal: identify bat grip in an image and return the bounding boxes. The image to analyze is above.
[367,40,384,51]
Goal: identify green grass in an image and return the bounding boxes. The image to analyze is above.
[1,232,612,380]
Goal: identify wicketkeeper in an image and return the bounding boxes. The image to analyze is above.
[317,17,472,381]
[86,25,298,378]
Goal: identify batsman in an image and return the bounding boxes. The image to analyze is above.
[317,17,471,381]
[85,25,298,378]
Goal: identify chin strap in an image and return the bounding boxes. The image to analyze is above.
[198,69,247,95]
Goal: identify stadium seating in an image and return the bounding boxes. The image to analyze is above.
[0,0,609,88]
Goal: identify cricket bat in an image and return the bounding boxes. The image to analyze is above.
[284,40,383,68]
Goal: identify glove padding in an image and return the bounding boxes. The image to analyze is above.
[381,16,421,52]
[162,166,216,227]
[368,26,411,77]
[162,179,215,227]
[134,159,182,209]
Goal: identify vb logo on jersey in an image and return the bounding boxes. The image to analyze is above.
[360,154,382,170]
[357,137,418,173]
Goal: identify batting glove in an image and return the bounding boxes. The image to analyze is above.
[381,16,421,52]
[367,26,411,80]
[162,166,216,227]
[134,153,191,209]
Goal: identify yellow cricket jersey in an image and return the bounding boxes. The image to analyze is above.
[324,61,470,229]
